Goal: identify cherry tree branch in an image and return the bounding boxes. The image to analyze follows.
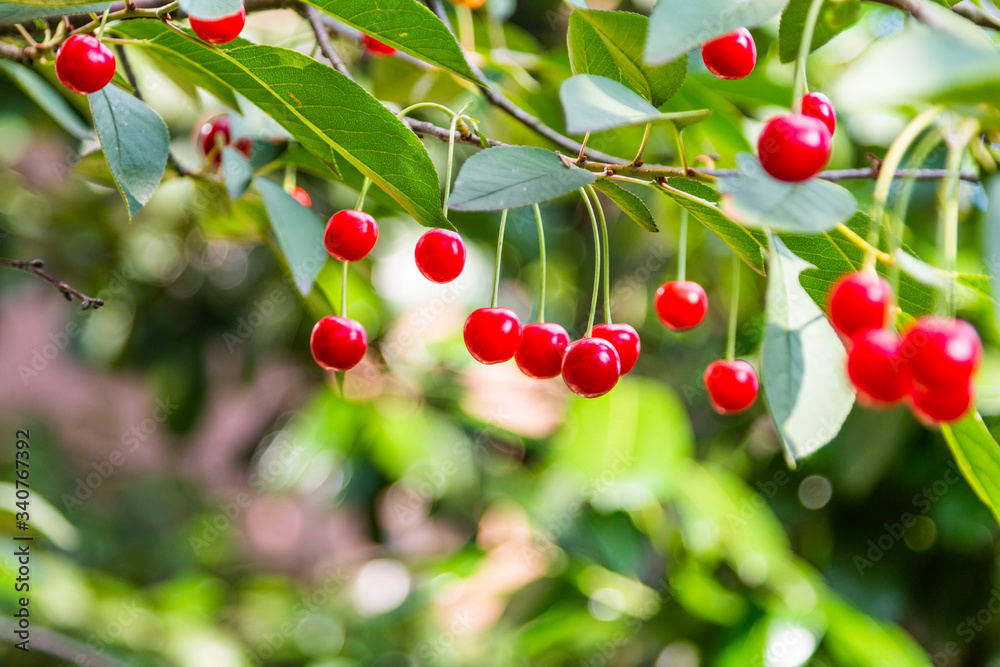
[305,5,351,78]
[868,0,1000,30]
[0,258,104,309]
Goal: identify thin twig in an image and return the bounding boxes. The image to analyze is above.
[305,5,351,79]
[0,258,104,309]
[868,0,999,30]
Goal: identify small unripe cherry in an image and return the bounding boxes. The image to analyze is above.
[561,338,621,399]
[701,28,756,80]
[758,113,832,182]
[464,307,523,365]
[362,34,396,56]
[800,92,837,135]
[289,186,311,207]
[54,34,116,95]
[704,360,759,414]
[591,323,640,375]
[310,315,367,371]
[324,210,379,262]
[515,322,570,379]
[415,229,466,283]
[828,271,892,339]
[654,281,708,332]
[900,317,982,389]
[189,5,246,45]
[847,328,911,407]
[910,380,974,425]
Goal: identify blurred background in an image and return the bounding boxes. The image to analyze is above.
[2,0,1000,665]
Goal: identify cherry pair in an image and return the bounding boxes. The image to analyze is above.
[758,92,836,182]
[198,116,253,167]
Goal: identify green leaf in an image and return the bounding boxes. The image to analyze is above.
[560,74,710,134]
[0,1,109,23]
[303,0,484,85]
[0,0,103,7]
[762,234,855,465]
[717,154,858,233]
[822,595,934,667]
[449,146,596,211]
[254,177,326,295]
[222,146,252,200]
[645,0,787,65]
[179,0,242,20]
[777,0,861,64]
[592,179,657,232]
[985,175,1000,328]
[117,21,450,228]
[568,8,687,107]
[0,483,79,550]
[893,248,949,289]
[942,412,1000,528]
[88,83,169,218]
[0,60,93,141]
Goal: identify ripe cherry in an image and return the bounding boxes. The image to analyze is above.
[464,308,523,365]
[289,186,311,207]
[758,113,832,182]
[562,338,621,399]
[704,360,759,414]
[55,35,116,95]
[325,210,379,262]
[910,380,974,425]
[310,315,367,371]
[591,323,640,375]
[515,322,570,379]
[828,271,891,339]
[655,281,708,331]
[198,116,252,167]
[362,34,396,56]
[847,328,911,406]
[901,317,982,389]
[701,28,757,80]
[800,92,837,135]
[189,5,246,45]
[415,229,466,283]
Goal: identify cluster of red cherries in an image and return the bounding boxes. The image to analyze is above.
[829,271,982,424]
[701,27,836,183]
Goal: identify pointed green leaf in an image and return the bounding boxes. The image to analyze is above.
[942,412,1000,528]
[560,74,710,134]
[777,0,861,64]
[0,0,103,7]
[592,179,657,232]
[255,177,326,295]
[0,60,93,141]
[645,0,786,65]
[0,1,109,23]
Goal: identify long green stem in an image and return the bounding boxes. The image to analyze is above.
[355,178,372,211]
[580,189,602,337]
[588,185,612,324]
[632,123,652,166]
[792,0,826,103]
[442,101,473,217]
[341,260,348,318]
[533,204,547,322]
[96,5,112,40]
[397,102,456,119]
[283,164,296,192]
[577,132,591,163]
[672,123,688,173]
[491,209,508,308]
[940,121,978,315]
[727,254,740,361]
[456,4,475,52]
[677,208,689,282]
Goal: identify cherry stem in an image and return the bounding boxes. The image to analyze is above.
[580,188,601,337]
[283,164,296,193]
[940,121,978,315]
[96,5,111,40]
[532,203,547,323]
[397,102,457,119]
[443,100,473,217]
[341,260,348,318]
[456,4,475,52]
[355,177,372,211]
[672,123,688,174]
[792,0,825,103]
[631,123,652,166]
[727,254,740,362]
[491,209,508,309]
[677,208,689,282]
[588,185,612,324]
[576,132,591,163]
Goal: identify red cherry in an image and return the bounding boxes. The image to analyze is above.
[591,323,640,375]
[515,322,570,379]
[464,308,523,364]
[847,328,912,407]
[800,92,837,135]
[310,315,367,371]
[900,317,982,389]
[562,338,621,399]
[415,229,466,283]
[54,35,116,95]
[704,360,759,414]
[828,271,892,339]
[757,113,832,182]
[189,5,246,45]
[701,28,756,80]
[910,380,974,425]
[362,34,396,56]
[289,186,311,207]
[325,210,379,262]
[654,281,708,331]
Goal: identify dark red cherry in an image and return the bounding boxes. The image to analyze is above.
[362,34,396,56]
[757,113,832,182]
[591,323,640,374]
[800,92,837,135]
[310,315,367,371]
[515,322,570,379]
[828,271,892,339]
[901,317,982,389]
[464,307,523,364]
[189,5,246,45]
[701,28,756,80]
[415,229,466,283]
[325,210,379,262]
[562,338,621,399]
[704,360,759,414]
[655,281,708,332]
[55,35,116,95]
[910,380,974,425]
[290,186,311,207]
[847,328,911,407]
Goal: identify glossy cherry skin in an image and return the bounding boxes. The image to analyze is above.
[515,322,570,379]
[289,186,311,207]
[655,281,708,331]
[55,35,116,95]
[828,271,892,339]
[562,338,621,399]
[310,316,367,371]
[591,323,640,375]
[704,360,759,414]
[757,113,832,182]
[800,92,837,135]
[464,308,523,365]
[362,34,396,56]
[701,28,757,80]
[324,210,379,262]
[910,380,974,425]
[415,229,466,283]
[198,116,252,166]
[189,5,246,45]
[847,328,912,407]
[901,317,983,389]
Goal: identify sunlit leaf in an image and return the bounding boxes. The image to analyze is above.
[560,74,710,134]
